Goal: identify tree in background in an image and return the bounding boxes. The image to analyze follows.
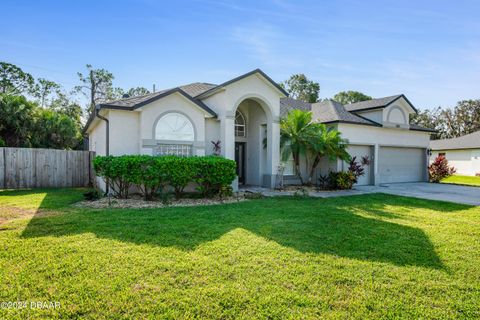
[31,108,81,149]
[280,74,320,103]
[448,99,480,137]
[0,94,36,147]
[332,91,372,105]
[125,86,150,97]
[411,99,480,140]
[32,78,61,107]
[112,86,151,99]
[49,91,84,132]
[0,62,35,94]
[75,64,117,114]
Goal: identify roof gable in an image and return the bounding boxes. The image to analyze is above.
[345,94,418,113]
[195,69,288,99]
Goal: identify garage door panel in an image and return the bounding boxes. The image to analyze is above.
[379,147,425,184]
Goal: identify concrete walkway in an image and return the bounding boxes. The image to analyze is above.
[356,182,480,206]
[241,182,480,206]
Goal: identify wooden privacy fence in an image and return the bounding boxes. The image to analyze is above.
[0,148,95,189]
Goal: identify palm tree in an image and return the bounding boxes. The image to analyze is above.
[280,110,351,185]
[305,124,350,185]
[280,110,317,184]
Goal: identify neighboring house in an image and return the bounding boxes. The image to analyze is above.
[85,69,434,189]
[430,131,480,176]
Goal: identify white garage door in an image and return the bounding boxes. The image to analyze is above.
[347,145,373,185]
[379,147,426,184]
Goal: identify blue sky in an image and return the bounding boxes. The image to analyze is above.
[1,0,479,109]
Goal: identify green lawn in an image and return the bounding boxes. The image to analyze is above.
[442,174,480,187]
[1,189,479,319]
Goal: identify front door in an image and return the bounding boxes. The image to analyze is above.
[235,142,246,184]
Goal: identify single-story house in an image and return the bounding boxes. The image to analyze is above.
[430,131,480,176]
[85,69,434,189]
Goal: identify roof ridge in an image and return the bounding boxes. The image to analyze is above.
[345,94,402,107]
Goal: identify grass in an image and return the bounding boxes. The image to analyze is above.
[442,174,480,187]
[0,189,480,319]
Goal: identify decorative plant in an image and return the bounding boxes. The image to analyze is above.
[280,109,350,185]
[429,155,456,182]
[211,140,221,156]
[327,171,356,190]
[348,156,371,184]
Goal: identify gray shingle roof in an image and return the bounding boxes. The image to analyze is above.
[409,124,437,133]
[344,94,403,112]
[280,97,311,117]
[430,131,480,150]
[311,100,380,126]
[100,82,216,108]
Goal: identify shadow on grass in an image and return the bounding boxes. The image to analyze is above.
[19,191,472,270]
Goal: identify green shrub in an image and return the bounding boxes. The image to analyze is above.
[130,155,168,200]
[328,171,356,190]
[162,156,195,199]
[93,155,237,200]
[93,155,136,198]
[83,189,103,201]
[191,156,237,197]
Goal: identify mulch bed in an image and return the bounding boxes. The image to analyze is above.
[75,194,248,209]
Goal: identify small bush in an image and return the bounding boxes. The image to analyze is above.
[348,156,365,184]
[328,171,356,190]
[429,155,456,183]
[83,189,102,201]
[93,155,136,198]
[93,155,237,199]
[192,156,237,197]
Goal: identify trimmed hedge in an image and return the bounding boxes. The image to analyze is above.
[93,155,236,200]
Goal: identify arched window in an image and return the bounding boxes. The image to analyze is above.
[154,112,194,156]
[155,112,195,141]
[235,110,246,137]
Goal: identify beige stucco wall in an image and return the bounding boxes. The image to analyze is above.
[139,92,209,156]
[88,115,107,156]
[338,123,430,185]
[109,110,140,156]
[202,73,282,187]
[338,124,430,147]
[431,149,480,176]
[383,98,412,128]
[205,118,220,155]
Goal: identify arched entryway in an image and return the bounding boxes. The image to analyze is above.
[234,98,270,186]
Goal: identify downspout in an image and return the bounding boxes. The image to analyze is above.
[96,107,110,194]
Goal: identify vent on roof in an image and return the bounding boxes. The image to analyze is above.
[122,94,130,99]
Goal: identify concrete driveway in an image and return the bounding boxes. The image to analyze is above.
[356,182,480,206]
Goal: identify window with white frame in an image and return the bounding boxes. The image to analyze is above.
[154,112,194,156]
[235,110,246,137]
